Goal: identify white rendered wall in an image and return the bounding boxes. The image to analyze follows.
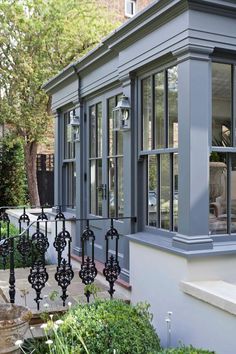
[130,241,236,354]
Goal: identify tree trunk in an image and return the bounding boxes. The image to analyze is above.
[24,141,40,206]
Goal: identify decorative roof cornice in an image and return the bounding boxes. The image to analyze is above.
[42,0,236,94]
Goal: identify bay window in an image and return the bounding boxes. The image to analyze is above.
[141,66,178,231]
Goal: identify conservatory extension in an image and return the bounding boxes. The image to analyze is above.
[42,1,236,353]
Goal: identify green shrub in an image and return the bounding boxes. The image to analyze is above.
[0,135,27,207]
[158,345,215,354]
[46,300,161,354]
[0,223,32,269]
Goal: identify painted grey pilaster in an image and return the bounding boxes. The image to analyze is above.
[54,109,61,207]
[172,45,214,250]
[119,74,136,281]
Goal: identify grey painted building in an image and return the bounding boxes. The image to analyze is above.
[43,1,236,351]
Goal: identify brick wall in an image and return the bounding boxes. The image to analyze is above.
[97,0,154,21]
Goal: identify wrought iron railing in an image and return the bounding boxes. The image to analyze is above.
[0,206,135,310]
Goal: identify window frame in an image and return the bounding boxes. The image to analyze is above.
[125,0,136,18]
[210,60,236,235]
[138,63,178,234]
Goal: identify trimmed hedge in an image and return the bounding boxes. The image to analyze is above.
[46,300,161,354]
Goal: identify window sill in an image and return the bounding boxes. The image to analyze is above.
[128,231,236,258]
[181,280,236,316]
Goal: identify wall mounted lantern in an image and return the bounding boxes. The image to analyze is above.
[70,107,80,141]
[112,94,131,131]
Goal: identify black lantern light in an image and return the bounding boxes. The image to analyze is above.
[112,94,131,131]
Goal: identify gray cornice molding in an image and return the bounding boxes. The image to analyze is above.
[172,44,214,63]
[42,0,236,94]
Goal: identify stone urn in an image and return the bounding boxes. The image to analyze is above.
[0,304,32,354]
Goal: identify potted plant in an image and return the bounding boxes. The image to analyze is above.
[0,288,32,354]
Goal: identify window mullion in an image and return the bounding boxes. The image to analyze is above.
[227,153,232,234]
[170,153,174,231]
[231,65,236,146]
[164,70,168,148]
[157,155,161,228]
[152,75,155,150]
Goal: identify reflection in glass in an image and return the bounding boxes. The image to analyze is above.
[90,160,96,214]
[160,154,170,230]
[64,111,75,159]
[90,106,96,158]
[155,72,165,149]
[108,97,116,156]
[209,152,227,234]
[173,153,178,231]
[168,67,178,148]
[118,157,124,217]
[212,63,232,147]
[97,103,102,157]
[66,162,76,208]
[142,77,152,150]
[231,155,236,233]
[97,159,102,216]
[148,155,157,227]
[108,158,115,218]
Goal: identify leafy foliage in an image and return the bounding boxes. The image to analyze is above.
[0,223,29,269]
[46,299,161,354]
[0,135,27,206]
[0,0,119,204]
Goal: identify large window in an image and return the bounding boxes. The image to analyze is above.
[141,66,178,231]
[63,110,76,208]
[209,63,236,234]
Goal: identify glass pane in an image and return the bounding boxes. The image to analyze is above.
[148,155,157,227]
[168,67,178,148]
[142,77,152,150]
[212,63,232,147]
[90,106,96,158]
[117,94,123,155]
[231,155,236,232]
[72,163,76,208]
[97,103,102,157]
[97,159,103,216]
[173,153,178,231]
[160,154,170,230]
[66,162,76,208]
[108,158,115,218]
[209,152,227,234]
[90,160,96,214]
[117,157,124,217]
[64,111,75,159]
[154,72,165,149]
[108,97,116,156]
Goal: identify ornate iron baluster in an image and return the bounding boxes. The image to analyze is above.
[9,237,15,303]
[103,219,121,299]
[0,238,10,270]
[79,220,97,303]
[17,208,30,267]
[54,219,74,306]
[0,211,10,269]
[28,222,49,310]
